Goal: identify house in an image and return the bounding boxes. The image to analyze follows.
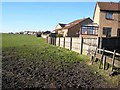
[41,31,51,38]
[54,23,66,35]
[62,18,93,37]
[93,2,120,37]
[23,31,37,35]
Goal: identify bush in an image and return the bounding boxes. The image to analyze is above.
[56,34,63,37]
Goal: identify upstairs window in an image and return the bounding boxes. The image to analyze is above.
[106,12,113,19]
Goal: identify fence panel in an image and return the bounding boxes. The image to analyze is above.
[60,37,64,48]
[83,38,98,55]
[65,37,71,49]
[56,37,59,46]
[72,37,81,53]
[48,37,51,44]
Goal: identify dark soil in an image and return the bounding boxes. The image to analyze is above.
[2,48,116,89]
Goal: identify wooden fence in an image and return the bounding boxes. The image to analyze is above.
[100,37,120,53]
[92,48,120,71]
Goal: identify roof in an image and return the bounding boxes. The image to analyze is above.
[42,31,51,34]
[55,23,66,31]
[59,23,66,28]
[63,18,92,29]
[97,2,120,11]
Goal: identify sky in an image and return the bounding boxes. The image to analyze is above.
[1,0,120,33]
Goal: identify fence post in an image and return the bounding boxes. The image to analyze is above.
[59,37,60,46]
[70,37,72,50]
[97,37,100,48]
[103,56,106,70]
[99,48,105,69]
[51,37,52,44]
[99,37,103,54]
[51,37,54,45]
[80,37,83,54]
[48,37,49,44]
[91,48,97,65]
[53,37,54,45]
[55,37,56,46]
[52,37,54,45]
[112,50,116,71]
[63,37,65,48]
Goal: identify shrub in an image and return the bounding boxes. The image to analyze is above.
[56,34,63,37]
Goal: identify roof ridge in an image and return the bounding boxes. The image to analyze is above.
[59,23,66,24]
[68,17,89,24]
[63,17,92,29]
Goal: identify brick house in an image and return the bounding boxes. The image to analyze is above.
[93,2,120,37]
[62,18,93,37]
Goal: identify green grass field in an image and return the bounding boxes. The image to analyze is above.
[2,34,88,63]
[2,34,46,48]
[2,34,119,88]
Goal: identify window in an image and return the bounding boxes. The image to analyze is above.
[103,27,112,37]
[81,26,98,35]
[81,27,88,34]
[106,12,113,19]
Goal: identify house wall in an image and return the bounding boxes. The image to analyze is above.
[68,24,80,37]
[58,30,63,34]
[62,29,68,37]
[99,11,119,37]
[118,13,120,27]
[55,24,63,34]
[80,19,93,26]
[93,4,100,25]
[55,24,62,29]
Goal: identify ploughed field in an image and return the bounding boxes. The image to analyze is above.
[2,34,110,89]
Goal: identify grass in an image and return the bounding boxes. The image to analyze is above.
[2,34,45,48]
[2,33,88,64]
[2,33,119,87]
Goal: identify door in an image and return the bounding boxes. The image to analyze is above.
[117,29,120,37]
